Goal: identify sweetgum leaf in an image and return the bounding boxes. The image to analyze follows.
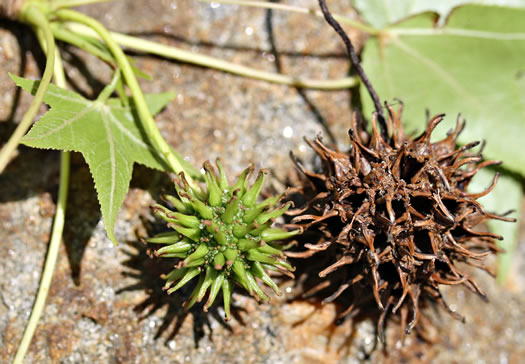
[361,5,525,176]
[11,73,175,244]
[354,0,525,28]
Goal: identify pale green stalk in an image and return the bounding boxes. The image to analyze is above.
[64,22,359,90]
[51,23,115,64]
[0,4,55,173]
[55,9,200,189]
[13,36,70,364]
[51,0,114,10]
[96,68,121,102]
[198,0,379,35]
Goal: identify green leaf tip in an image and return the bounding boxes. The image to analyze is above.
[147,159,297,319]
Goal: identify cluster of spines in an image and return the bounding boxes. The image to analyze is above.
[147,159,299,319]
[286,103,514,338]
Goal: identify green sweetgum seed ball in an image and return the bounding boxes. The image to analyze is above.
[147,159,299,320]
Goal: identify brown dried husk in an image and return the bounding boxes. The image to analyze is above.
[286,103,514,340]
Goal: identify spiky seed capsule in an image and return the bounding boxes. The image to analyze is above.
[148,159,299,320]
[288,103,514,339]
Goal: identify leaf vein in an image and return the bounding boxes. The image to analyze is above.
[391,38,481,107]
[106,109,156,155]
[391,28,525,40]
[46,88,90,106]
[101,109,117,220]
[23,106,95,141]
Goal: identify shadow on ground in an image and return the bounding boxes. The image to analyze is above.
[117,217,249,347]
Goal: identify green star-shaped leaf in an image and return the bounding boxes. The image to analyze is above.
[12,73,178,244]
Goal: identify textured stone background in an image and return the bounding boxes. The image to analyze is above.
[1,1,524,363]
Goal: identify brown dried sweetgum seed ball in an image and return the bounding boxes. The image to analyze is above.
[285,102,515,341]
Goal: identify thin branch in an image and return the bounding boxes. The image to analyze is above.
[317,0,387,139]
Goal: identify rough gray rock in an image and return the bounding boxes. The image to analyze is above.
[0,1,524,363]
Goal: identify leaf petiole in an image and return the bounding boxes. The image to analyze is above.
[13,154,70,364]
[96,68,121,103]
[0,4,55,173]
[50,0,115,10]
[63,22,360,91]
[50,23,115,65]
[12,35,71,364]
[54,9,201,190]
[115,74,130,106]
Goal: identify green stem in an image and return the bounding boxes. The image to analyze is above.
[198,0,379,35]
[96,68,120,102]
[51,23,115,65]
[13,155,70,364]
[115,73,130,106]
[13,39,70,364]
[53,39,68,89]
[55,9,200,189]
[64,22,360,90]
[0,4,55,174]
[51,0,114,10]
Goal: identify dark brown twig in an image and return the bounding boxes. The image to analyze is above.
[317,0,387,139]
